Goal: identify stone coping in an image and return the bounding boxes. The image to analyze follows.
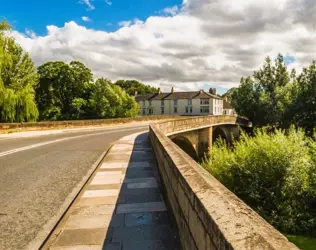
[149,116,298,250]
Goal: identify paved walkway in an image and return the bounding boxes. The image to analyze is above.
[46,132,180,250]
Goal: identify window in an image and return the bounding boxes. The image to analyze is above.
[161,107,164,114]
[174,107,178,113]
[200,99,209,105]
[200,107,209,113]
[149,108,153,115]
[173,99,178,106]
[187,99,192,105]
[161,100,164,106]
[186,106,193,113]
[142,108,146,115]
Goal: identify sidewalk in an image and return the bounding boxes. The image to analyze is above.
[45,132,180,250]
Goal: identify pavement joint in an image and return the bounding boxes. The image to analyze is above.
[47,132,180,250]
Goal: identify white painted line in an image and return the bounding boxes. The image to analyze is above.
[90,178,121,185]
[0,127,147,158]
[116,202,166,214]
[82,189,119,198]
[92,174,125,180]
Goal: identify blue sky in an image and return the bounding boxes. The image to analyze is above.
[2,0,182,35]
[4,0,312,93]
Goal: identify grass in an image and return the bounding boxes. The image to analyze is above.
[286,234,316,250]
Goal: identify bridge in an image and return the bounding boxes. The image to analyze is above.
[149,115,298,250]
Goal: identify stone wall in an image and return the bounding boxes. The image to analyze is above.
[149,115,298,250]
[0,115,179,133]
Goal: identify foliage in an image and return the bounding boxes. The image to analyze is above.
[115,79,158,96]
[288,62,316,134]
[203,127,316,235]
[231,54,296,127]
[88,78,139,119]
[36,61,93,120]
[286,234,316,250]
[0,19,39,122]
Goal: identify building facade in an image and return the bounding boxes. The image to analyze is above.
[135,88,224,116]
[223,96,236,115]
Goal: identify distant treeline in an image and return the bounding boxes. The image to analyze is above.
[0,20,157,122]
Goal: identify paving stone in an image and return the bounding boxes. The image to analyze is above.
[116,202,166,214]
[50,245,102,250]
[112,225,177,242]
[95,171,123,176]
[72,204,115,216]
[125,170,154,179]
[127,162,151,168]
[53,228,110,246]
[78,197,118,206]
[82,189,120,198]
[124,212,171,227]
[127,181,157,189]
[92,174,125,180]
[100,162,128,169]
[87,184,121,190]
[64,214,123,229]
[90,177,123,185]
[121,240,181,250]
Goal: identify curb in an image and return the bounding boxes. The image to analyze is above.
[26,146,113,250]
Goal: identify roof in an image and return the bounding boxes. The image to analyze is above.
[223,100,233,109]
[135,90,222,101]
[135,94,156,102]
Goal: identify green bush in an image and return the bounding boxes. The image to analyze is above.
[203,127,316,235]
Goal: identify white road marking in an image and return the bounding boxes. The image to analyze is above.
[0,126,147,158]
[82,189,119,198]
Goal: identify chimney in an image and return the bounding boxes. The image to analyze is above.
[171,87,174,94]
[225,95,229,102]
[199,89,203,94]
[157,88,162,94]
[209,88,216,95]
[135,91,138,96]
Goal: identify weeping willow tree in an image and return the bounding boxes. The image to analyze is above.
[0,20,39,122]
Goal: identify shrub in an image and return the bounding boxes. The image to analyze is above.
[203,127,316,235]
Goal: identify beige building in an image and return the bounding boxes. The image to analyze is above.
[135,88,223,116]
[223,96,236,115]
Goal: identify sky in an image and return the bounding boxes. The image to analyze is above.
[2,0,316,94]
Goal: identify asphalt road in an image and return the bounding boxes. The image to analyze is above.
[0,124,148,250]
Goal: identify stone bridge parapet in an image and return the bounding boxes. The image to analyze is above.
[149,115,298,250]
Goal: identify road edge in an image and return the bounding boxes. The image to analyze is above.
[25,145,113,250]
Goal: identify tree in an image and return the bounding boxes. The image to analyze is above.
[89,78,139,119]
[0,20,39,122]
[36,61,93,120]
[232,54,295,127]
[115,79,157,96]
[289,62,316,134]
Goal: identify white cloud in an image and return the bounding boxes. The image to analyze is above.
[25,29,37,39]
[79,0,95,10]
[118,20,132,27]
[105,0,112,6]
[81,16,92,22]
[163,5,179,16]
[11,0,316,91]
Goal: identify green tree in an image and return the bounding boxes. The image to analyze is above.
[0,20,39,122]
[288,62,316,134]
[232,54,295,127]
[89,78,138,118]
[115,79,157,96]
[36,61,93,120]
[203,127,316,235]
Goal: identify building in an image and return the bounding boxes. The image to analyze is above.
[223,96,236,115]
[135,88,223,116]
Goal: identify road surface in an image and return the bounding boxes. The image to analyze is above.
[0,124,148,250]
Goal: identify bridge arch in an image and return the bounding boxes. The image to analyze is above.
[213,126,228,144]
[171,136,198,161]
